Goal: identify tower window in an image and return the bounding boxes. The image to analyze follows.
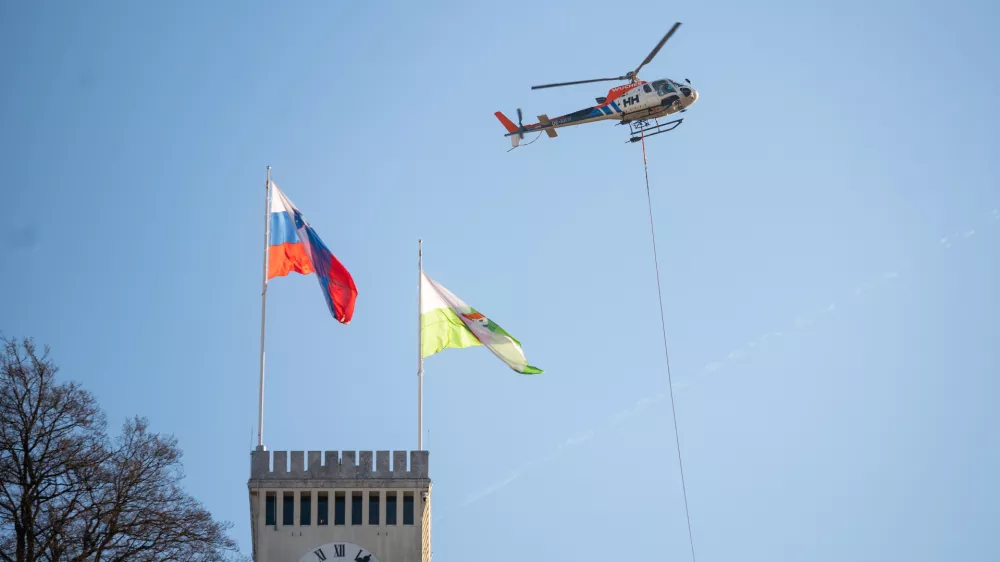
[335,492,345,525]
[282,492,294,526]
[318,492,329,525]
[265,492,276,526]
[403,492,414,525]
[386,492,397,525]
[300,492,311,526]
[351,492,362,525]
[369,491,380,525]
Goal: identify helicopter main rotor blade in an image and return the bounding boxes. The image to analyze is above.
[531,76,628,90]
[632,22,681,77]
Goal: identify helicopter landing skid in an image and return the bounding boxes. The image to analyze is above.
[626,118,683,143]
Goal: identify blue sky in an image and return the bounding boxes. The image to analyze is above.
[2,1,999,560]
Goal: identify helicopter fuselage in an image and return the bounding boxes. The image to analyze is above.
[496,22,694,148]
[496,78,697,145]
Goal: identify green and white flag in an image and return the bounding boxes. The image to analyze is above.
[420,271,542,374]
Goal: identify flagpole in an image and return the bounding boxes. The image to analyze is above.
[417,239,424,451]
[256,166,272,451]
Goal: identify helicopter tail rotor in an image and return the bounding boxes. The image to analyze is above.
[494,110,525,148]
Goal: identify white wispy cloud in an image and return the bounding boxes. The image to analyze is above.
[437,207,998,520]
[564,430,596,447]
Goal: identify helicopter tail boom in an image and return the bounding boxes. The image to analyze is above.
[495,111,559,144]
[536,114,558,138]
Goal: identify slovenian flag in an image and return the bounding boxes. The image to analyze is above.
[268,182,357,324]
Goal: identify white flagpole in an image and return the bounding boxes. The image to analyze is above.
[417,239,424,451]
[256,166,272,451]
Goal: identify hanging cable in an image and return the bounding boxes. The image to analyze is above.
[640,131,697,562]
[506,131,544,152]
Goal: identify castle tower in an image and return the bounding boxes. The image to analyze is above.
[248,449,431,562]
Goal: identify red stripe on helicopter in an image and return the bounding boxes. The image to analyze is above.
[597,82,646,108]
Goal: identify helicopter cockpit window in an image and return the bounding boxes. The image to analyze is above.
[643,84,652,93]
[651,80,675,96]
[652,80,674,96]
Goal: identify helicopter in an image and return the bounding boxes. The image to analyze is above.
[495,22,697,148]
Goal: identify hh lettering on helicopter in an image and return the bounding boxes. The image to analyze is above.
[620,94,640,108]
[495,21,697,148]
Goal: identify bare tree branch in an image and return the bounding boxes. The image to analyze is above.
[0,337,243,562]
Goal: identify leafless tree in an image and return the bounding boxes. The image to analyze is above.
[0,337,247,562]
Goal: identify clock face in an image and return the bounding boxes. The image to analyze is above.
[300,541,378,562]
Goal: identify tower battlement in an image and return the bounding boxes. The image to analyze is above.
[250,449,429,480]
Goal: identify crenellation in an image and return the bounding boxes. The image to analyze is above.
[342,451,357,477]
[359,451,374,477]
[249,449,430,480]
[290,451,304,474]
[273,450,288,474]
[410,451,428,476]
[376,451,390,476]
[323,451,340,478]
[251,449,269,475]
[307,451,322,473]
[249,448,431,562]
[393,450,407,474]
